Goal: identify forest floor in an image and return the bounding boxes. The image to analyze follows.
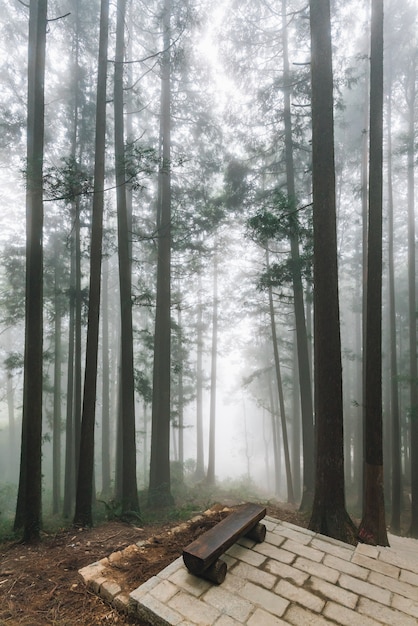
[0,499,308,626]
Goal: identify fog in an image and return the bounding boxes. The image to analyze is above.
[0,0,417,535]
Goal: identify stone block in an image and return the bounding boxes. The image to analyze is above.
[293,556,340,584]
[231,561,276,589]
[264,559,309,586]
[323,554,368,580]
[169,591,220,626]
[368,570,418,601]
[239,581,289,617]
[307,576,358,609]
[281,539,324,563]
[338,573,391,606]
[275,579,325,613]
[324,601,383,625]
[247,607,288,625]
[100,580,122,603]
[358,597,418,626]
[170,568,211,597]
[204,585,253,622]
[253,541,295,565]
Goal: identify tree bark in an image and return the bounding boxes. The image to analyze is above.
[73,0,109,527]
[267,248,294,504]
[308,0,356,544]
[206,245,219,486]
[114,0,139,515]
[406,54,418,538]
[148,0,174,507]
[358,0,388,547]
[386,70,401,534]
[52,237,63,515]
[282,0,314,509]
[14,0,48,542]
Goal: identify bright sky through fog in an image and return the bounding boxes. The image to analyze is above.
[196,1,236,110]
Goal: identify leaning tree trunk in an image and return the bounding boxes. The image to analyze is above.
[307,0,356,544]
[73,0,109,527]
[267,248,294,504]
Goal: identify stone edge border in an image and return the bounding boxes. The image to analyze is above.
[78,505,234,617]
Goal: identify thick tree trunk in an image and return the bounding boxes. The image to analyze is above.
[14,0,48,541]
[407,56,418,538]
[308,0,356,544]
[358,0,388,547]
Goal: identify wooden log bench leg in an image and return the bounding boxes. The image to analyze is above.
[245,521,266,543]
[183,502,267,584]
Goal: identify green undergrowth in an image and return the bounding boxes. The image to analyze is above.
[0,474,273,544]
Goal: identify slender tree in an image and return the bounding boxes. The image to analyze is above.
[267,247,294,504]
[386,66,401,534]
[358,0,388,546]
[14,0,48,542]
[281,0,314,510]
[148,0,174,507]
[206,242,219,486]
[73,0,109,527]
[114,0,140,515]
[307,0,356,544]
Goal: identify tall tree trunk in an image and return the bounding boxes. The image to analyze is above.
[387,72,401,534]
[206,246,219,486]
[292,340,301,502]
[14,0,48,542]
[52,239,63,515]
[101,257,111,497]
[308,0,356,544]
[148,0,174,506]
[359,0,388,546]
[407,55,418,538]
[267,248,294,504]
[195,270,205,480]
[177,301,184,481]
[63,237,75,518]
[73,0,109,527]
[114,0,139,514]
[281,0,314,511]
[268,372,281,496]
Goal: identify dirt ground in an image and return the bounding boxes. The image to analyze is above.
[0,502,307,626]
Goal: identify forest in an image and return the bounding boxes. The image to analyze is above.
[0,0,417,549]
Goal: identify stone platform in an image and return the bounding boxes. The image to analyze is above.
[80,515,418,625]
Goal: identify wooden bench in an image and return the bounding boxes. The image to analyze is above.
[183,502,267,584]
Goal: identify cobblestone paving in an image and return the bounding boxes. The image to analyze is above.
[80,516,418,625]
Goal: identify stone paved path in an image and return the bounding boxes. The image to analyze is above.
[80,515,418,625]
